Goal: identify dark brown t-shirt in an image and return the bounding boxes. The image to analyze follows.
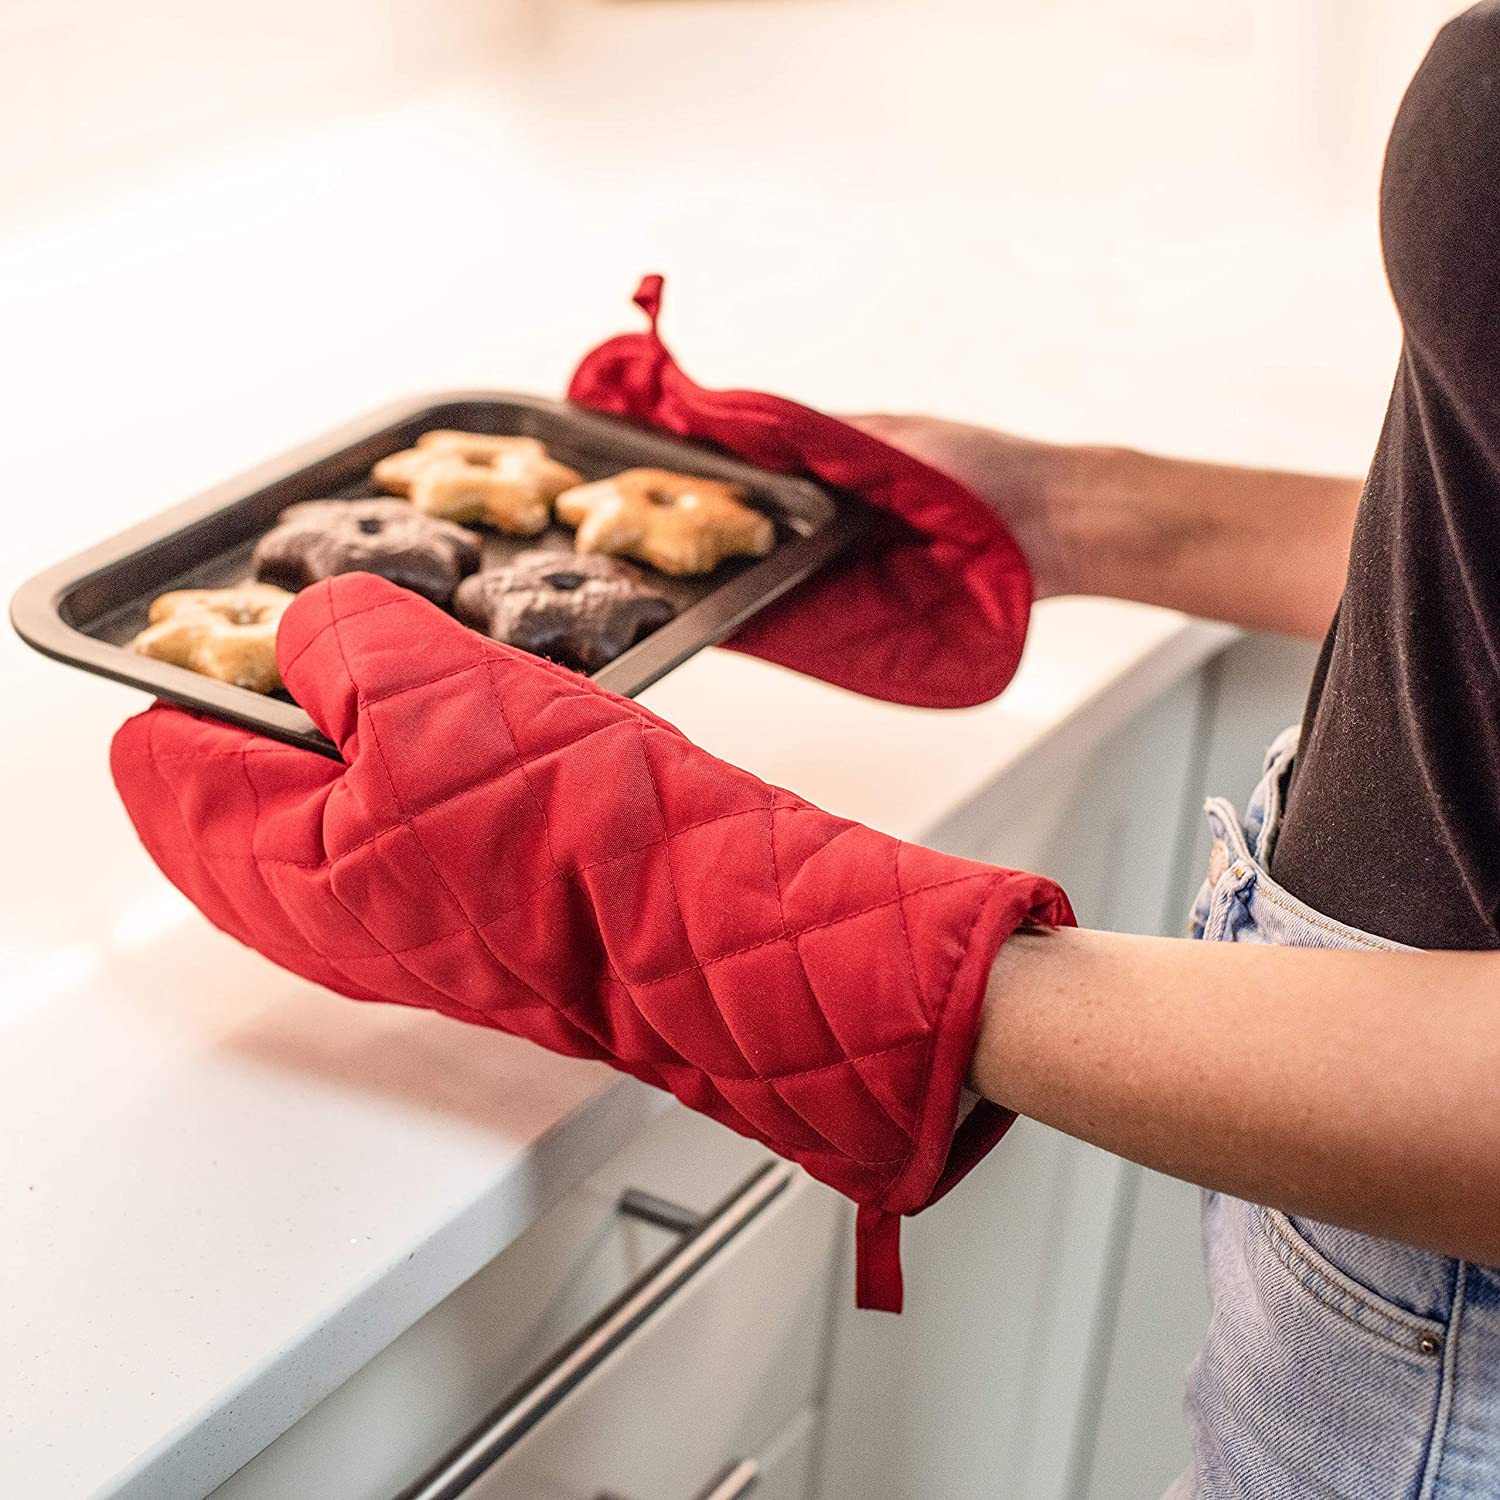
[1272,3,1500,950]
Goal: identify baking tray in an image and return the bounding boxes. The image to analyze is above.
[11,392,861,759]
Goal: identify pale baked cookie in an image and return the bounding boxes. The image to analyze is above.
[555,468,776,576]
[372,431,582,536]
[371,431,517,493]
[131,585,294,694]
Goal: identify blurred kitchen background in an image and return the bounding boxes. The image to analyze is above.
[0,0,1463,532]
[0,3,1468,1497]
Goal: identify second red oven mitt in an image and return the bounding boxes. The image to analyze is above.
[569,276,1034,709]
[112,576,1073,1311]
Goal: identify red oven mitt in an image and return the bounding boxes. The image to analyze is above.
[112,576,1072,1311]
[569,276,1033,709]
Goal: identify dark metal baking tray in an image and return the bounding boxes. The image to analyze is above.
[11,392,860,760]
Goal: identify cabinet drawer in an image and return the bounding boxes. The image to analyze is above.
[748,1406,821,1500]
[211,1110,782,1500]
[533,1402,821,1500]
[428,1168,840,1500]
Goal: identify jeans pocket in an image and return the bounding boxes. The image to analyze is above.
[1183,1195,1445,1499]
[1261,1209,1447,1355]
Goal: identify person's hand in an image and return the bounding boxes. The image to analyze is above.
[849,415,1084,599]
[852,413,1364,639]
[112,574,1072,1309]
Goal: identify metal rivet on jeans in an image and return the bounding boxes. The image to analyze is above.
[1418,1332,1442,1356]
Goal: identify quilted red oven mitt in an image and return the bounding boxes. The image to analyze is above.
[569,276,1033,709]
[112,577,1072,1310]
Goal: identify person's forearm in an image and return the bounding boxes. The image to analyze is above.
[1044,447,1362,638]
[973,926,1500,1262]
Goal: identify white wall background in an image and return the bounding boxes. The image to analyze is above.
[1,0,1466,232]
[0,0,1471,567]
[0,0,529,225]
[0,0,1469,498]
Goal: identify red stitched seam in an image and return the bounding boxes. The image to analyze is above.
[277,593,410,681]
[647,1042,923,1165]
[750,1032,926,1085]
[322,602,568,1025]
[649,1050,912,1165]
[144,798,779,950]
[358,657,488,708]
[329,716,629,861]
[331,596,614,1058]
[479,867,993,979]
[619,870,989,988]
[145,746,322,761]
[481,652,568,884]
[872,873,1004,1215]
[767,789,787,932]
[236,742,383,1002]
[564,988,930,1089]
[892,841,928,1013]
[143,713,258,950]
[768,795,917,1149]
[625,725,872,1166]
[630,717,761,1087]
[172,718,643,869]
[234,746,387,1003]
[129,823,988,978]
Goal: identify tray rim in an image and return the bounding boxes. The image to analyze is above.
[10,389,860,759]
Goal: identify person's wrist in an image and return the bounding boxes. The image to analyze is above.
[1024,442,1127,598]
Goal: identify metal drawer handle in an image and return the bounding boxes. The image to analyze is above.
[394,1160,794,1500]
[615,1185,705,1237]
[694,1458,761,1500]
[596,1456,761,1500]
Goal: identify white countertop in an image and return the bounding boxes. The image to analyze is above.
[0,2,1409,1494]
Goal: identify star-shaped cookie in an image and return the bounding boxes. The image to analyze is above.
[131,584,294,694]
[453,551,676,673]
[555,467,775,575]
[372,430,582,535]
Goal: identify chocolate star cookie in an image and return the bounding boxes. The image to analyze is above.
[453,551,676,673]
[253,498,482,606]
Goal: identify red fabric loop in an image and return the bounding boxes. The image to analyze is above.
[568,276,1034,709]
[856,1204,906,1313]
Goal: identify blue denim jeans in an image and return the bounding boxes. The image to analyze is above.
[1169,727,1500,1499]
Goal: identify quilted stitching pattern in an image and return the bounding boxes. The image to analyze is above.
[567,274,1034,710]
[113,576,1072,1309]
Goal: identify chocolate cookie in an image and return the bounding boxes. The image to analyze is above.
[453,551,676,674]
[253,498,482,606]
